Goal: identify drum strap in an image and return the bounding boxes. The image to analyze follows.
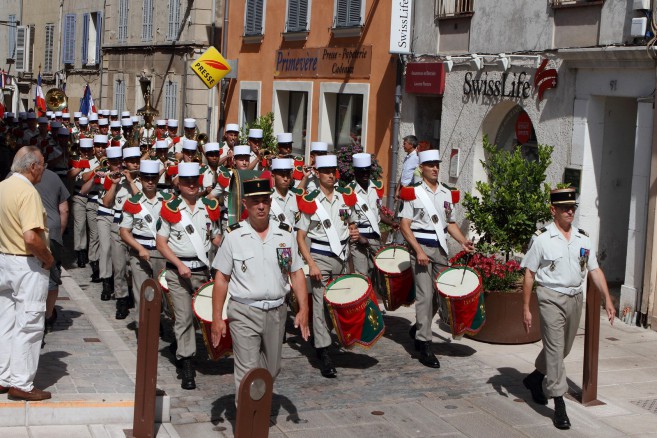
[314,200,346,259]
[133,201,158,238]
[355,191,380,237]
[179,209,210,267]
[414,187,448,255]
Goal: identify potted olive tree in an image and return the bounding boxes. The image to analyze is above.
[452,135,553,344]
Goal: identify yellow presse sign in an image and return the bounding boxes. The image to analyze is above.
[191,46,231,89]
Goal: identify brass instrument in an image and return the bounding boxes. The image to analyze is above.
[45,89,68,112]
[197,132,208,148]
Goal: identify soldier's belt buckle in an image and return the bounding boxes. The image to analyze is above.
[144,214,152,223]
[323,219,332,229]
[185,224,194,234]
[361,204,369,212]
[431,214,439,224]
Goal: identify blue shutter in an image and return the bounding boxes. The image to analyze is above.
[81,13,89,65]
[62,14,76,65]
[336,0,361,27]
[245,0,263,36]
[95,11,103,64]
[143,0,153,41]
[8,15,16,59]
[348,0,361,26]
[165,81,178,120]
[168,0,180,40]
[287,0,298,32]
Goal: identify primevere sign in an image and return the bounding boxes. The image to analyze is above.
[275,47,372,79]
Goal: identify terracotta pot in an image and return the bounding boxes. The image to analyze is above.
[465,289,542,344]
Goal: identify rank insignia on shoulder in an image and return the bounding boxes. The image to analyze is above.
[578,228,589,237]
[535,227,547,236]
[227,223,241,233]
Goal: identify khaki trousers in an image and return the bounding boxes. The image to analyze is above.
[110,224,129,298]
[410,243,448,342]
[165,269,209,360]
[71,194,88,251]
[534,286,583,398]
[96,215,113,279]
[228,300,286,401]
[350,237,381,279]
[129,248,164,316]
[310,253,347,349]
[85,200,100,262]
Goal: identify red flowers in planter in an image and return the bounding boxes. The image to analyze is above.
[450,251,522,292]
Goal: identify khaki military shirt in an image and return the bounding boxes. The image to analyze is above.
[353,181,381,236]
[213,219,303,301]
[157,198,220,261]
[270,188,298,227]
[120,192,166,248]
[399,181,454,248]
[521,222,598,296]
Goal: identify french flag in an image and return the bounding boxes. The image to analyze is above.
[35,72,46,116]
[79,84,96,116]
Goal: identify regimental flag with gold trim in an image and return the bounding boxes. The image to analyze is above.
[191,46,231,89]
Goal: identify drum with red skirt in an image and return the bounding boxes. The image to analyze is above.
[324,274,385,349]
[434,266,486,339]
[373,245,415,311]
[192,281,233,360]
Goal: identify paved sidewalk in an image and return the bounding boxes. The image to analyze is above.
[2,260,657,437]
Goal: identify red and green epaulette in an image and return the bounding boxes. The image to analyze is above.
[159,191,175,202]
[201,197,221,222]
[172,136,181,144]
[216,166,231,188]
[69,159,91,169]
[200,164,209,173]
[442,183,461,204]
[297,189,320,215]
[400,184,419,201]
[290,186,303,196]
[123,192,144,214]
[103,177,113,190]
[166,163,178,176]
[335,185,357,207]
[292,165,304,181]
[371,179,384,199]
[161,197,183,223]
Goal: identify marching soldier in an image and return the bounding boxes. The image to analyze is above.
[201,142,221,196]
[101,147,142,318]
[84,134,108,282]
[275,132,294,159]
[246,128,263,171]
[120,159,171,316]
[61,112,71,128]
[296,141,328,192]
[68,138,95,268]
[22,113,39,145]
[98,118,110,136]
[296,154,360,378]
[219,123,239,168]
[121,118,134,146]
[88,113,100,134]
[109,109,119,122]
[154,119,167,141]
[211,177,310,399]
[166,119,181,160]
[51,127,72,179]
[109,121,125,147]
[399,149,474,368]
[156,162,222,389]
[270,158,300,228]
[153,140,175,193]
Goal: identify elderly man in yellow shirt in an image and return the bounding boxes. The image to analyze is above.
[0,146,54,401]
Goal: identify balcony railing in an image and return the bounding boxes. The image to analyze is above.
[435,0,475,19]
[550,0,604,8]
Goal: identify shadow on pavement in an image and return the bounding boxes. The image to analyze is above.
[34,351,71,390]
[487,367,554,419]
[54,307,83,332]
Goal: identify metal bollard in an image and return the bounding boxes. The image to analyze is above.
[132,278,162,438]
[235,368,274,438]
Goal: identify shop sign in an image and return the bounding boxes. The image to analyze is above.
[390,0,413,55]
[463,71,532,99]
[190,46,231,89]
[515,111,532,144]
[405,63,445,95]
[275,46,372,79]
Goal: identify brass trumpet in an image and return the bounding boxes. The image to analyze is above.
[45,89,68,112]
[197,132,208,148]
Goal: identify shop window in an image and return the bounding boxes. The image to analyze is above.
[435,0,475,19]
[287,91,308,156]
[333,93,363,151]
[494,107,538,161]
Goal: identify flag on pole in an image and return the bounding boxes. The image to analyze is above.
[35,71,46,116]
[79,84,96,116]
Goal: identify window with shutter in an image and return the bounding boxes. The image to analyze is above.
[82,14,89,66]
[44,24,55,72]
[28,25,35,72]
[115,80,126,114]
[143,0,153,42]
[62,14,76,65]
[164,81,178,120]
[15,26,26,72]
[95,12,103,64]
[335,0,361,27]
[8,15,16,60]
[168,0,181,41]
[286,0,309,32]
[118,0,129,42]
[245,0,264,36]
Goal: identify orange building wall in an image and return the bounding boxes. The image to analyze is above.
[224,0,396,190]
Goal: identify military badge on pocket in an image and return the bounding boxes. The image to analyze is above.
[339,209,349,224]
[277,247,292,275]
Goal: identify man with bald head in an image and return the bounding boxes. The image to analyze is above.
[0,146,54,401]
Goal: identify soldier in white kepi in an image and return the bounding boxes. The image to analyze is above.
[156,162,221,390]
[399,149,474,369]
[246,128,263,170]
[297,141,328,192]
[520,187,616,430]
[270,158,301,228]
[211,177,310,400]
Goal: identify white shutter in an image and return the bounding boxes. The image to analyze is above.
[143,0,153,41]
[164,81,178,120]
[168,0,181,40]
[15,26,28,72]
[44,24,55,72]
[8,15,16,60]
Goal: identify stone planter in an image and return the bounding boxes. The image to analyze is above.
[465,289,542,344]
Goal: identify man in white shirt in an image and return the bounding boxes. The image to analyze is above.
[394,135,419,200]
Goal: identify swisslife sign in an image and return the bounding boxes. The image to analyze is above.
[390,0,413,55]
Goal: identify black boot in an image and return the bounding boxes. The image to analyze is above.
[552,396,571,430]
[180,358,196,390]
[82,250,89,264]
[101,279,112,301]
[409,323,417,344]
[416,341,440,368]
[116,297,129,319]
[76,251,86,268]
[523,370,548,405]
[316,347,337,378]
[90,261,100,283]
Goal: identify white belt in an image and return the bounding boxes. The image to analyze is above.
[180,259,206,269]
[97,205,115,215]
[545,285,583,296]
[231,296,285,310]
[133,234,156,248]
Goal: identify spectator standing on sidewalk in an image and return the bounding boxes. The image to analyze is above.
[521,187,616,430]
[0,146,54,401]
[35,168,70,336]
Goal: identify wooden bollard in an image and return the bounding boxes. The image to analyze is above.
[235,368,274,438]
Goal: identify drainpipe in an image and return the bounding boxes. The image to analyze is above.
[388,55,403,209]
[206,0,217,139]
[182,52,188,119]
[642,65,657,329]
[56,0,63,86]
[218,0,230,142]
[98,0,107,108]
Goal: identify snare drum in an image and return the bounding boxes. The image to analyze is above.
[192,281,233,360]
[324,274,385,349]
[434,266,486,339]
[374,245,415,311]
[158,269,176,321]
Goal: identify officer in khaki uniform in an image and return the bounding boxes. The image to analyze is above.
[156,162,221,390]
[68,138,94,268]
[120,160,170,318]
[296,154,359,378]
[399,149,473,369]
[521,187,616,430]
[211,177,310,400]
[102,147,142,318]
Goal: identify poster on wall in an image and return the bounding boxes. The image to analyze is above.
[449,148,459,178]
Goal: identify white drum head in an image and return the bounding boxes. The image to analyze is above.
[325,275,368,304]
[158,269,168,291]
[302,264,310,277]
[375,246,411,273]
[435,268,480,297]
[193,282,229,322]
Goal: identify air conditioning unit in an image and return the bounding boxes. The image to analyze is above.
[632,17,648,37]
[633,0,651,10]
